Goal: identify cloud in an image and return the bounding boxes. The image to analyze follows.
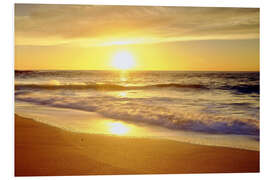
[15,4,259,46]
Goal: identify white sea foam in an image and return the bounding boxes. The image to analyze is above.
[15,92,259,136]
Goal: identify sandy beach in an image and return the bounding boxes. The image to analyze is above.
[15,114,259,176]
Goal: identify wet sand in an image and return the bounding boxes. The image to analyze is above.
[15,114,259,176]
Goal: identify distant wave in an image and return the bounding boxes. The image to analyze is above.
[15,83,208,91]
[220,84,259,94]
[15,70,35,74]
[15,82,260,95]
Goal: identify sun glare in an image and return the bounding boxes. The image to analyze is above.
[112,51,135,70]
[108,122,130,135]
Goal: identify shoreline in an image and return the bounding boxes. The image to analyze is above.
[15,101,259,151]
[15,114,259,176]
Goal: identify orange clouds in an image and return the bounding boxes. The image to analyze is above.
[15,4,259,47]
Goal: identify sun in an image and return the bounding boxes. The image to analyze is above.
[112,51,135,70]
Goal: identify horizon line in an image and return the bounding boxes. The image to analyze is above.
[14,69,260,72]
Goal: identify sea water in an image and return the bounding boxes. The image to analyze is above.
[15,70,259,150]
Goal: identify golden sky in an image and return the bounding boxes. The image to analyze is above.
[15,4,260,71]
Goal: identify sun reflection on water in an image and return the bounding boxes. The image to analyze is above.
[120,76,127,82]
[107,122,130,135]
[118,92,127,98]
[119,71,129,82]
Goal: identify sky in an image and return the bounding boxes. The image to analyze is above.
[15,4,260,71]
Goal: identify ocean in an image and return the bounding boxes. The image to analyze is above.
[14,70,260,150]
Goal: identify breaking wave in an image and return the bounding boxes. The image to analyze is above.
[15,94,259,136]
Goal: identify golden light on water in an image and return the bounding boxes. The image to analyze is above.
[112,51,135,70]
[108,122,130,135]
[120,76,127,82]
[118,92,127,98]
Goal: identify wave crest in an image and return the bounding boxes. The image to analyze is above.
[15,94,259,136]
